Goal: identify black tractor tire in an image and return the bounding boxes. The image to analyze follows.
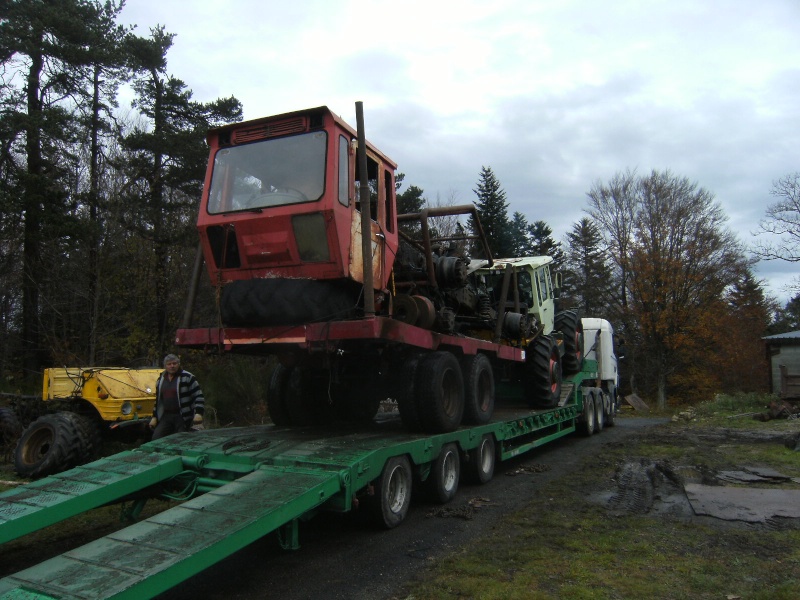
[417,351,465,433]
[425,443,461,504]
[221,278,359,327]
[395,354,424,432]
[14,412,85,478]
[525,335,563,409]
[267,364,292,426]
[63,412,102,464]
[0,406,22,451]
[370,455,413,529]
[465,435,496,485]
[461,354,495,425]
[555,310,583,375]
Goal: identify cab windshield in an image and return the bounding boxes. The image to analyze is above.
[207,131,327,214]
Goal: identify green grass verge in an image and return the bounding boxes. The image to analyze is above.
[400,395,800,600]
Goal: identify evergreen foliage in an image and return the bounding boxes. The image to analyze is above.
[470,166,512,258]
[0,2,241,379]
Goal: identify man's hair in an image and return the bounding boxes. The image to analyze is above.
[163,353,180,366]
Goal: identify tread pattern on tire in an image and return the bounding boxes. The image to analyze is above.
[14,412,87,478]
[461,354,495,425]
[525,335,562,409]
[555,310,583,375]
[417,352,464,433]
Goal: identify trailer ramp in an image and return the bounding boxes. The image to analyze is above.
[0,451,185,545]
[0,464,343,599]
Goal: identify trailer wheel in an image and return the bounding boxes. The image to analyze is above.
[594,391,605,433]
[396,354,424,432]
[555,310,583,375]
[526,335,562,409]
[425,443,461,504]
[372,455,413,529]
[14,412,84,478]
[465,435,495,485]
[0,407,22,452]
[578,392,596,437]
[461,354,494,425]
[417,352,464,433]
[267,365,292,426]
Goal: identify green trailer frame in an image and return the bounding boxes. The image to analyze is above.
[0,364,602,600]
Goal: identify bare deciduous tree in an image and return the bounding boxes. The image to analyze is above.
[753,172,800,290]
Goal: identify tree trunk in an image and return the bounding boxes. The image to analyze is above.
[22,43,45,377]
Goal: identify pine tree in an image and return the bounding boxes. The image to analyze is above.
[528,220,565,269]
[470,166,512,258]
[564,217,613,316]
[0,0,110,374]
[119,26,242,358]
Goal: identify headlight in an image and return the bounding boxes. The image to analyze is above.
[121,401,133,415]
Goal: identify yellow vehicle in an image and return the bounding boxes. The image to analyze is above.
[11,367,161,478]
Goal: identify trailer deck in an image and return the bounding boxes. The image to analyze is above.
[0,380,589,600]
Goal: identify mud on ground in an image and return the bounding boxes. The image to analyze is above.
[590,425,800,525]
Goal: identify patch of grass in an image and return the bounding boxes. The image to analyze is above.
[399,416,800,600]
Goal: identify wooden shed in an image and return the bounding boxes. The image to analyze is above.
[763,330,800,398]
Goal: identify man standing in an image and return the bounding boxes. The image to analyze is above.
[149,354,205,440]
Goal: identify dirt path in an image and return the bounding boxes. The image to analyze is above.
[154,417,668,600]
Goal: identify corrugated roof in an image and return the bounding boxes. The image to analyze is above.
[763,330,800,340]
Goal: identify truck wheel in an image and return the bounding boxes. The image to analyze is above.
[372,455,413,529]
[267,364,292,426]
[594,391,605,433]
[578,392,596,436]
[417,352,464,433]
[14,412,84,478]
[0,407,22,451]
[465,435,495,485]
[555,311,583,375]
[426,443,461,503]
[526,335,562,409]
[605,391,617,427]
[396,354,424,432]
[461,354,495,425]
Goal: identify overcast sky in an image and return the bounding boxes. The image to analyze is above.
[119,0,799,302]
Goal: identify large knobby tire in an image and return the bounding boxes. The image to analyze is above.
[417,352,464,433]
[14,412,85,478]
[371,455,413,529]
[267,364,292,426]
[425,443,461,504]
[525,335,562,409]
[465,435,496,485]
[395,354,424,432]
[461,354,495,425]
[555,310,583,375]
[578,391,596,437]
[0,407,22,451]
[221,279,359,327]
